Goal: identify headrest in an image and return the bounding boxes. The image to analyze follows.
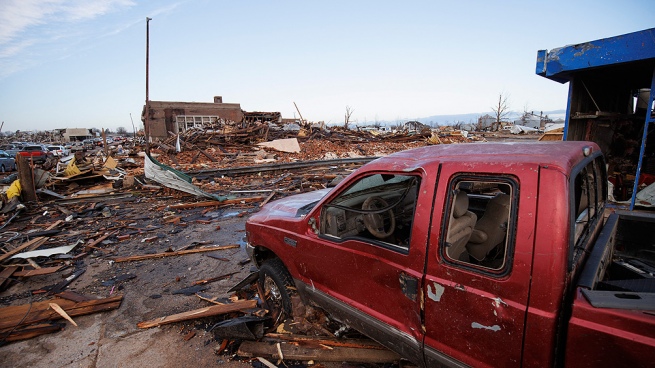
[453,191,469,218]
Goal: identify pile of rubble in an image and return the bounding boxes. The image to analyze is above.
[0,124,481,366]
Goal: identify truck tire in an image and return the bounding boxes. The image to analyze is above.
[258,258,295,324]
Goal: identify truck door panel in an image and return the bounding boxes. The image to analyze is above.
[294,172,430,361]
[423,164,539,367]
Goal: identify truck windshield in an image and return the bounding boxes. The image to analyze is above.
[320,173,420,254]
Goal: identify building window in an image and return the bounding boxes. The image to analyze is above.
[175,116,220,131]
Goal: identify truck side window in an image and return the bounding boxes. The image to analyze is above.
[442,179,515,272]
[320,173,420,254]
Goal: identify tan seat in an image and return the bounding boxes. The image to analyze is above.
[445,191,477,261]
[466,193,510,261]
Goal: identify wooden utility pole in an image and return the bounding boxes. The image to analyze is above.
[16,154,37,202]
[145,17,152,147]
[293,102,305,126]
[102,128,108,156]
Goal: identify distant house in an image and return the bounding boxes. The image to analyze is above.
[62,128,93,142]
[404,121,429,132]
[514,115,542,129]
[478,114,496,130]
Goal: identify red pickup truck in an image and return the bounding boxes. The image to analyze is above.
[246,141,655,367]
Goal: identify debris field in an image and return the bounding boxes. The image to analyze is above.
[0,121,487,367]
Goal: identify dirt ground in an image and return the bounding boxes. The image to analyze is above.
[0,193,265,367]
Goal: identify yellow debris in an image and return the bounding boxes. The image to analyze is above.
[6,179,21,199]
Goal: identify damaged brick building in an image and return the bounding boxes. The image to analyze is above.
[142,95,282,140]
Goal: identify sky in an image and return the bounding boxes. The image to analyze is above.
[0,0,653,132]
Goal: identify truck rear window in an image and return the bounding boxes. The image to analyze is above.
[441,177,517,274]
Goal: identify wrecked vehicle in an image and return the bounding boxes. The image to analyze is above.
[18,144,52,164]
[246,141,655,367]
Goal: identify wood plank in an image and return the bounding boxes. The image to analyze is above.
[0,237,47,262]
[14,266,62,277]
[0,220,62,263]
[0,295,123,331]
[137,299,256,329]
[263,333,388,350]
[55,291,93,303]
[26,258,41,269]
[84,230,119,252]
[0,265,18,290]
[1,323,64,342]
[237,340,401,363]
[45,220,64,231]
[259,190,277,208]
[112,244,238,263]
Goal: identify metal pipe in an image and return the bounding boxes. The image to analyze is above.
[145,17,152,145]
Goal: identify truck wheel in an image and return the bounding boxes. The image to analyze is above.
[258,258,295,324]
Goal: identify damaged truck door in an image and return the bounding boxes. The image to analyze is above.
[246,142,655,367]
[309,172,426,359]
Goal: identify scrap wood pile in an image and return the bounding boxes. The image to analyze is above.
[149,122,482,175]
[157,119,439,151]
[130,273,402,365]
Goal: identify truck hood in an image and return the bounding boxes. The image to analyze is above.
[257,188,332,219]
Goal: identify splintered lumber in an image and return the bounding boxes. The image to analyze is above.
[1,323,65,342]
[0,295,123,331]
[168,197,265,210]
[259,190,277,208]
[84,230,119,252]
[199,149,217,162]
[192,271,239,285]
[237,340,401,363]
[137,299,257,328]
[263,333,389,350]
[0,265,18,290]
[0,220,62,263]
[112,244,239,263]
[49,303,78,326]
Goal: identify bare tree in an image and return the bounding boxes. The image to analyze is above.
[344,106,354,129]
[491,93,511,126]
[116,127,127,135]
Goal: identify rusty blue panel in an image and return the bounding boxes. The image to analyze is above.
[536,28,655,83]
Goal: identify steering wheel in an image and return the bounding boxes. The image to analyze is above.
[361,196,396,238]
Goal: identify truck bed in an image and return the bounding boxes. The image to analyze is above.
[578,211,655,310]
[566,211,655,366]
